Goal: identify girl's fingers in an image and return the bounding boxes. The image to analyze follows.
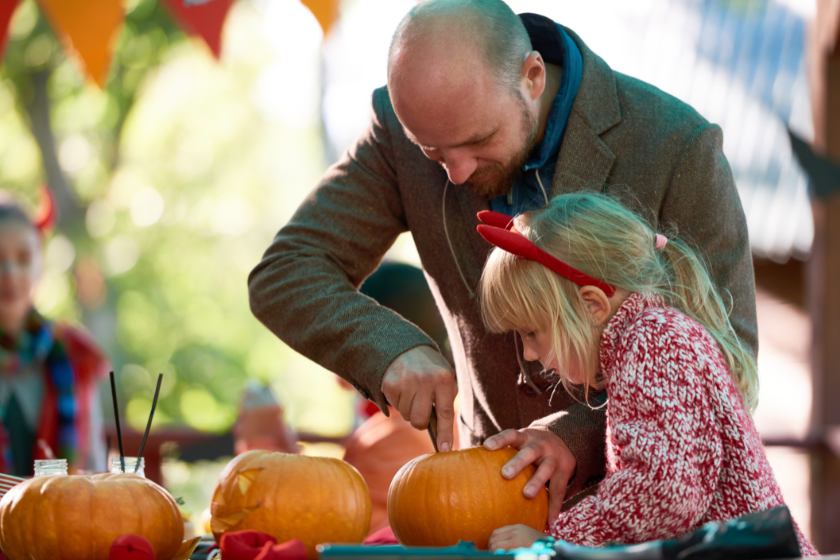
[488,533,515,552]
[483,428,527,451]
[547,469,568,522]
[501,442,541,479]
[525,455,557,498]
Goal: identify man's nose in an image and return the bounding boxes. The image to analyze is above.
[441,153,477,185]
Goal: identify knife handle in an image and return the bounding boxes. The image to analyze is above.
[427,404,439,452]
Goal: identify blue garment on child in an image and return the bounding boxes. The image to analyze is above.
[0,311,77,475]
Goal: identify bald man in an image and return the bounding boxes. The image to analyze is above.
[249,0,756,521]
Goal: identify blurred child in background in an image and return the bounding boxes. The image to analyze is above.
[0,189,109,476]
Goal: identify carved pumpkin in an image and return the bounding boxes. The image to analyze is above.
[387,446,549,549]
[0,473,183,560]
[210,450,371,559]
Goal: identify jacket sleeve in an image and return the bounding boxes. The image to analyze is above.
[549,320,723,546]
[528,396,607,500]
[660,123,758,359]
[248,88,437,411]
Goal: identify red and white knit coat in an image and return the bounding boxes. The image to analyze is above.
[549,292,817,556]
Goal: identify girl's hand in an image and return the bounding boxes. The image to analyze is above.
[483,427,576,522]
[488,524,548,552]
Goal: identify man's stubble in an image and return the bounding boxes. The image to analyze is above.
[464,96,539,200]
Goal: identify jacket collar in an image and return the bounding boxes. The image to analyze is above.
[546,24,622,196]
[448,17,623,291]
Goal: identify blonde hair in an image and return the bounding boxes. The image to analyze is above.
[478,192,759,414]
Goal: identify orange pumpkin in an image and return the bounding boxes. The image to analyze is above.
[387,446,548,549]
[210,450,371,559]
[0,473,183,560]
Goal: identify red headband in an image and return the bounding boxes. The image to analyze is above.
[33,184,57,235]
[476,210,616,297]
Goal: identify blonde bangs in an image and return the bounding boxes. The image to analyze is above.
[480,248,552,334]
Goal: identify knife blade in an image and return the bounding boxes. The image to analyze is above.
[427,404,439,452]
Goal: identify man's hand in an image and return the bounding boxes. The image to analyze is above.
[381,346,456,452]
[488,524,548,552]
[484,427,576,521]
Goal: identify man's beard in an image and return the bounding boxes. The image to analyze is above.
[464,99,539,199]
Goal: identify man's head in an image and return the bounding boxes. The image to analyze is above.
[387,0,545,198]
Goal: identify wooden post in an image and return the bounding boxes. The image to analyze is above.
[807,0,840,552]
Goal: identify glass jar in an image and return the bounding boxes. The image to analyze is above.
[34,459,68,477]
[110,456,145,477]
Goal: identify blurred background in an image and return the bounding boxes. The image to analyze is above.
[1,0,839,552]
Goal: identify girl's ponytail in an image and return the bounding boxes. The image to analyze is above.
[657,236,759,414]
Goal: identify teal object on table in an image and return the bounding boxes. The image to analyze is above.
[318,539,557,558]
[318,506,801,560]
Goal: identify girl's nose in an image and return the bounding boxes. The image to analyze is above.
[521,341,540,363]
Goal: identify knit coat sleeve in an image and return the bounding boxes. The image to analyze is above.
[549,314,723,546]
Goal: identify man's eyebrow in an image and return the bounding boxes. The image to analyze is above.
[403,127,498,150]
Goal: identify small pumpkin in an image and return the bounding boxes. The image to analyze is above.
[387,446,548,549]
[210,450,371,559]
[0,473,183,560]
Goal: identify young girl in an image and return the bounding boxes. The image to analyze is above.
[0,192,109,476]
[476,193,817,555]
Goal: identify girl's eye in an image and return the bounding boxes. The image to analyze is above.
[524,331,535,339]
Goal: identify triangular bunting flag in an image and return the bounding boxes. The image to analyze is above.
[301,0,340,37]
[0,0,22,62]
[788,128,840,200]
[37,0,124,88]
[162,0,235,59]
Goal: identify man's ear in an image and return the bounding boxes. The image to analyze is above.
[578,286,611,327]
[520,51,546,102]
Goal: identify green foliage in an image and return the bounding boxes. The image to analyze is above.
[0,0,356,438]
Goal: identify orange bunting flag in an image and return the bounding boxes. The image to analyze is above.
[37,0,123,88]
[162,0,235,59]
[0,0,22,61]
[301,0,340,37]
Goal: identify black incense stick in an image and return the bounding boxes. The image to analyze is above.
[109,371,125,473]
[135,374,163,474]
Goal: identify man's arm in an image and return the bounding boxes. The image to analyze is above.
[248,89,437,410]
[660,123,758,358]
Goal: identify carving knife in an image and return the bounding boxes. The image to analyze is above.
[427,404,439,452]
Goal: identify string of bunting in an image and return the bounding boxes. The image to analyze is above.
[0,0,340,89]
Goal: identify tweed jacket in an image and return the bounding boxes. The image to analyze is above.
[248,14,757,498]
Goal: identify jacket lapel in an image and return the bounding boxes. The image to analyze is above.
[449,182,491,292]
[551,27,621,198]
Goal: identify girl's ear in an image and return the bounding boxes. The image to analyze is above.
[578,286,612,327]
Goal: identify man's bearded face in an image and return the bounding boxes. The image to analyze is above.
[463,98,539,199]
